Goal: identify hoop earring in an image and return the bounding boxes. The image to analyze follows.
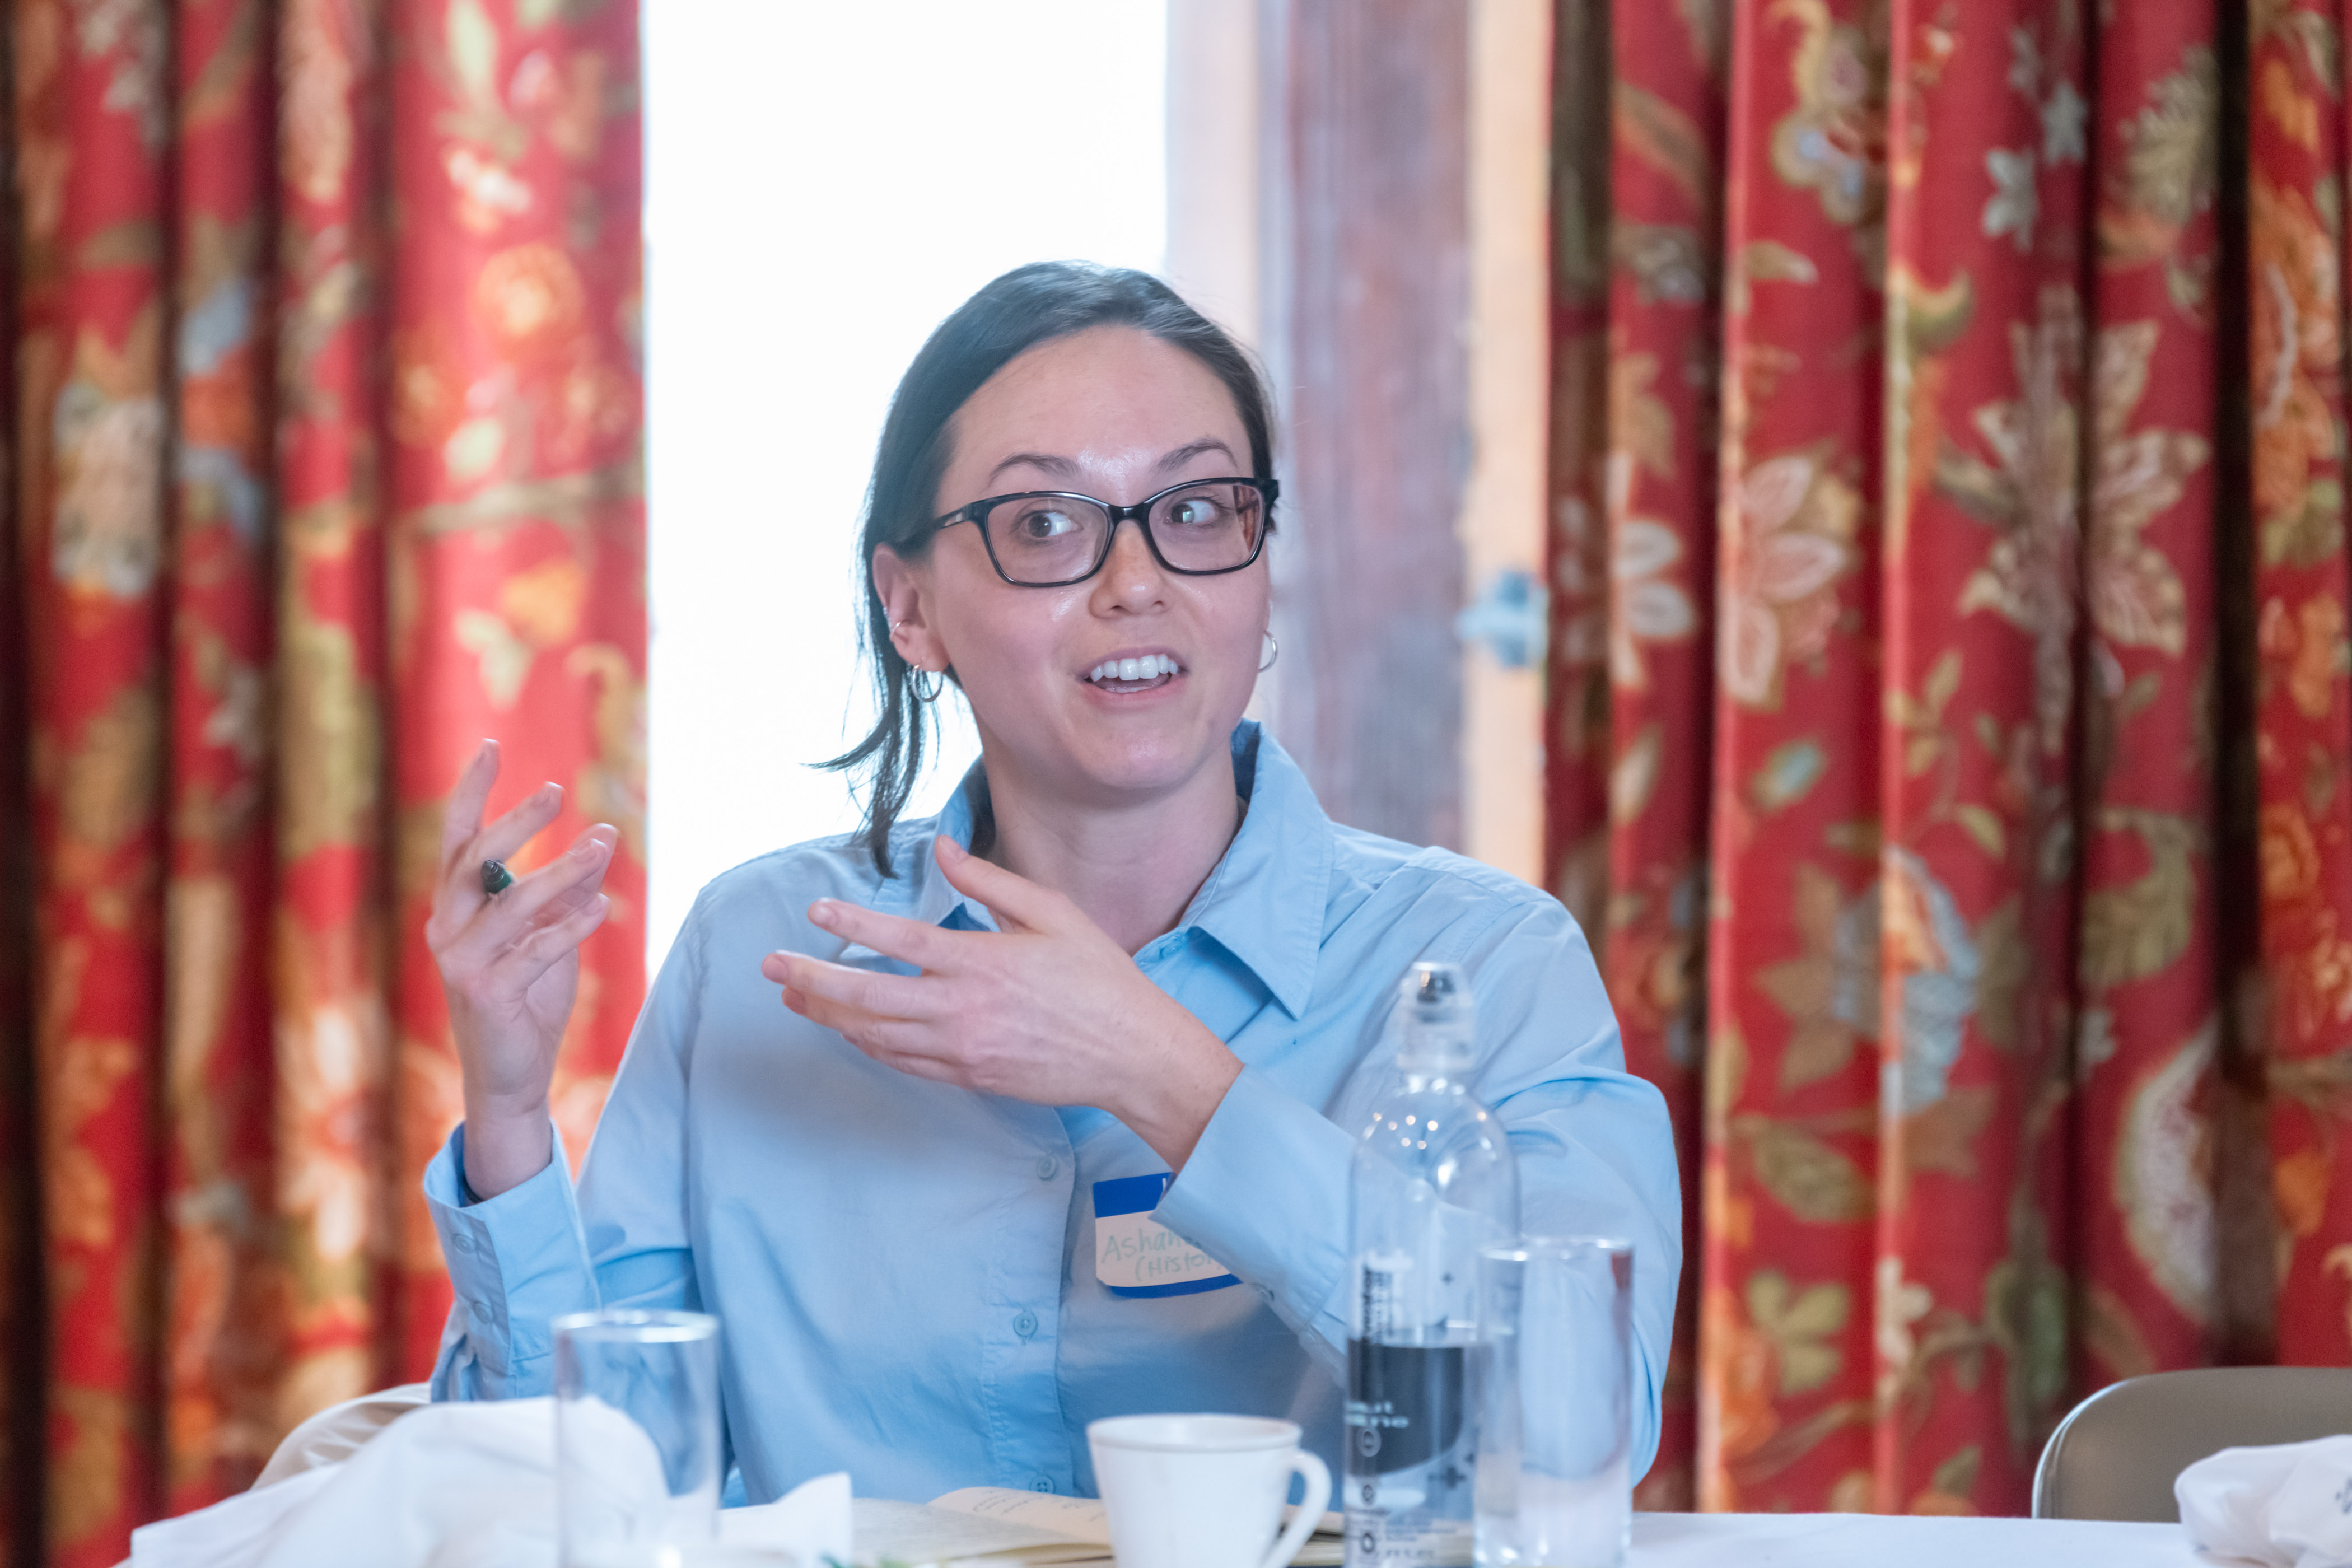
[1259,632,1280,672]
[911,666,945,702]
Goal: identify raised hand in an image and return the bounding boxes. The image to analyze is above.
[761,836,1243,1172]
[426,738,619,1197]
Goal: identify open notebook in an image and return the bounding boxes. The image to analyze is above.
[852,1486,1346,1567]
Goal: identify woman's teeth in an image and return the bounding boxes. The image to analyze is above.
[1086,654,1180,684]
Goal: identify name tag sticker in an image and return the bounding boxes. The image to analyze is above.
[1093,1174,1240,1298]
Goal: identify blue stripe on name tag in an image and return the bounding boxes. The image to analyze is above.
[1093,1174,1240,1299]
[1093,1173,1174,1219]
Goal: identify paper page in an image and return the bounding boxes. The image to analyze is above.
[928,1487,1343,1543]
[1286,1502,1345,1537]
[926,1489,1112,1546]
[927,1487,1343,1565]
[851,1497,1109,1566]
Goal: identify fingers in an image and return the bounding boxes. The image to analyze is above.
[433,741,567,889]
[472,782,568,871]
[778,981,936,1065]
[763,952,931,1021]
[430,739,568,944]
[484,890,612,987]
[446,827,618,969]
[931,836,1066,933]
[438,739,502,864]
[804,898,962,970]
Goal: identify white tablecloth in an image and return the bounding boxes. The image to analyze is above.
[1634,1510,2196,1566]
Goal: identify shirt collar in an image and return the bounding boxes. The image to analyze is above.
[867,722,1331,1015]
[1175,723,1331,1018]
[862,766,997,937]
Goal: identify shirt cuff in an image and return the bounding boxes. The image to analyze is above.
[424,1122,601,1379]
[1155,1066,1355,1354]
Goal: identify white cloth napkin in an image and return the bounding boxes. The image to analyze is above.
[251,1383,431,1489]
[2178,1435,2352,1567]
[118,1397,852,1568]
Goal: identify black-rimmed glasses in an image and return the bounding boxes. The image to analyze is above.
[932,476,1277,587]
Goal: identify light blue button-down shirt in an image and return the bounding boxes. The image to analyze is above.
[425,722,1679,1502]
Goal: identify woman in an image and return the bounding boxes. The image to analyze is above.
[424,263,1678,1504]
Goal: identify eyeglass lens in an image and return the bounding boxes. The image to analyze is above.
[984,483,1263,584]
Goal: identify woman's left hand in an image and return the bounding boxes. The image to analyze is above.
[760,836,1243,1171]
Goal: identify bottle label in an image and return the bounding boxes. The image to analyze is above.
[1341,1511,1474,1568]
[1345,1341,1466,1473]
[1345,1338,1472,1568]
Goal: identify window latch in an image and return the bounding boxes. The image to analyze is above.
[1454,567,1549,671]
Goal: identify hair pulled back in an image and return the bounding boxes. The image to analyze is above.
[820,262,1276,878]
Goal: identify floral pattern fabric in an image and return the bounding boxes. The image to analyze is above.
[1546,0,2322,1516]
[0,1,644,1562]
[2250,0,2352,1371]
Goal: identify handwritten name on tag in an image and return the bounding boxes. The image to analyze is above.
[1092,1174,1239,1299]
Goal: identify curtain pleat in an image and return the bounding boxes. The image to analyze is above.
[163,0,281,1515]
[2251,0,2352,1370]
[382,0,646,1384]
[1705,0,1889,1513]
[270,0,395,1457]
[4,0,645,1561]
[1551,0,2352,1516]
[22,0,178,1551]
[1544,0,1731,1511]
[2076,0,2232,1391]
[1874,0,2087,1510]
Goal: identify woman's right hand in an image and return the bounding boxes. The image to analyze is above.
[426,738,619,1198]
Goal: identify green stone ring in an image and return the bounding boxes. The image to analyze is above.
[480,859,514,896]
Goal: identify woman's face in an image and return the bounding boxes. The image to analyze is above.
[875,325,1268,811]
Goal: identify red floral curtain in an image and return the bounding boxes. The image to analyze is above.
[1546,0,2352,1516]
[0,0,646,1562]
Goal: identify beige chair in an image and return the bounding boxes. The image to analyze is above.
[2032,1366,2352,1521]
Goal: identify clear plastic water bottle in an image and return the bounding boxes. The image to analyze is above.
[1345,962,1519,1568]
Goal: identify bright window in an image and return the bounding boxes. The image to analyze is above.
[644,3,1169,968]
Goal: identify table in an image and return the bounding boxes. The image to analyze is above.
[1634,1510,2199,1566]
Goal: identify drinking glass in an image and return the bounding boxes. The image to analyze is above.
[1473,1238,1632,1568]
[554,1309,724,1568]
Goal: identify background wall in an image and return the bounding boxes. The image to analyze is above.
[642,1,1168,969]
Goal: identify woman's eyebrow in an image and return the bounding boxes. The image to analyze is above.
[984,451,1080,486]
[1157,437,1236,472]
[983,438,1237,489]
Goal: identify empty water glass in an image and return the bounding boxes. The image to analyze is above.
[1473,1238,1632,1568]
[554,1309,724,1568]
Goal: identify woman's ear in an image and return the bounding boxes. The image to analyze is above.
[872,545,946,674]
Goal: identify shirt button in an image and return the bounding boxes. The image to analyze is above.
[1035,1155,1058,1181]
[451,1233,477,1255]
[1030,1477,1054,1492]
[1014,1309,1039,1338]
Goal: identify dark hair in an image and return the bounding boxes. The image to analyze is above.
[820,261,1277,878]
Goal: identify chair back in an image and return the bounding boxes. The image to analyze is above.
[2033,1366,2352,1522]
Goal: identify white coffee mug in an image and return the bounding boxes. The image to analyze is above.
[1088,1414,1332,1568]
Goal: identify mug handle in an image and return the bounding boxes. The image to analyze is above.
[1259,1449,1332,1568]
